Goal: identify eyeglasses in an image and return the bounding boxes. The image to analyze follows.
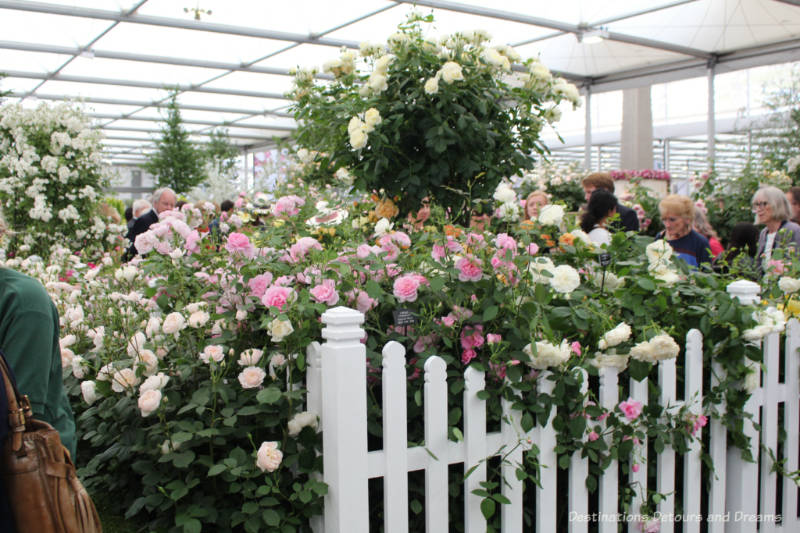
[752,201,769,209]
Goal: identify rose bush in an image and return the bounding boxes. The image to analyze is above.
[7,171,780,530]
[290,13,580,222]
[0,101,125,259]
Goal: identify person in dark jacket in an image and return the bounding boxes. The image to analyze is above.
[581,172,639,233]
[124,188,176,261]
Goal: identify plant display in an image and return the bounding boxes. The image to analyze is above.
[11,171,792,531]
[290,13,580,223]
[514,160,586,212]
[0,101,125,259]
[144,93,207,194]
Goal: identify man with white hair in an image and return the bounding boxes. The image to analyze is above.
[124,187,176,261]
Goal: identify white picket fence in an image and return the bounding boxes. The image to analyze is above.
[305,281,800,532]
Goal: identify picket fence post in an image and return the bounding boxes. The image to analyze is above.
[320,307,368,533]
[725,280,760,533]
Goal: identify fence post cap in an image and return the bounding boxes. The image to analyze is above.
[320,306,365,343]
[726,280,761,304]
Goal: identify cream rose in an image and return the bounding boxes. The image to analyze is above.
[256,441,283,472]
[268,319,294,342]
[138,389,162,417]
[80,380,97,405]
[439,61,464,83]
[162,312,186,335]
[288,411,318,437]
[238,366,267,389]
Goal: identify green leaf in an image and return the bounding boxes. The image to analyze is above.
[637,278,656,291]
[365,279,382,299]
[628,359,651,381]
[480,498,496,519]
[172,451,196,469]
[208,464,226,476]
[257,387,282,405]
[482,305,498,321]
[263,509,280,527]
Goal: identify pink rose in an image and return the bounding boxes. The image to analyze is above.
[587,431,599,441]
[256,441,283,472]
[413,333,440,354]
[526,243,540,255]
[262,286,293,310]
[570,341,582,355]
[446,238,463,253]
[632,463,640,473]
[487,333,502,344]
[460,325,484,350]
[393,274,421,303]
[461,348,477,365]
[238,366,267,389]
[431,244,447,262]
[247,273,274,299]
[456,255,483,282]
[185,230,201,254]
[289,237,322,263]
[310,279,339,306]
[225,232,255,258]
[346,289,378,314]
[493,233,517,252]
[619,398,643,420]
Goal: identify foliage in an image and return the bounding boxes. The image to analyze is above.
[144,93,207,194]
[203,129,240,176]
[290,13,580,224]
[753,66,800,183]
[624,176,663,237]
[9,174,789,530]
[514,160,586,212]
[103,196,126,219]
[0,101,125,259]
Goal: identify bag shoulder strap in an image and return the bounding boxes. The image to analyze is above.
[0,353,31,452]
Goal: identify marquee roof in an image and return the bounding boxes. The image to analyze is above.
[1,0,800,165]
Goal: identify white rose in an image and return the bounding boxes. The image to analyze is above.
[238,366,267,389]
[368,72,388,92]
[347,116,364,135]
[138,389,162,417]
[779,276,800,294]
[162,312,186,335]
[135,349,159,375]
[646,240,673,267]
[268,319,294,342]
[188,310,210,328]
[549,265,580,295]
[145,316,161,338]
[256,441,283,472]
[235,309,248,321]
[374,218,393,237]
[71,356,86,379]
[538,204,565,226]
[80,380,97,405]
[630,333,680,363]
[599,323,632,349]
[439,61,464,83]
[200,345,225,364]
[364,108,382,132]
[111,368,140,393]
[493,183,516,204]
[373,54,395,73]
[288,411,318,436]
[524,339,571,369]
[127,331,147,357]
[238,348,263,366]
[650,265,680,286]
[424,77,439,95]
[59,334,77,349]
[140,372,170,393]
[498,201,520,222]
[349,127,368,150]
[114,265,137,283]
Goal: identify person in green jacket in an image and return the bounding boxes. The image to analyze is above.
[0,267,76,458]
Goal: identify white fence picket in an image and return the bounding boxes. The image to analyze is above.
[761,331,780,533]
[464,367,487,533]
[657,357,676,533]
[307,341,324,533]
[683,329,703,533]
[568,370,589,533]
[598,367,619,533]
[320,307,369,533]
[536,372,557,533]
[501,397,524,531]
[783,319,800,530]
[628,376,648,533]
[382,341,409,533]
[423,356,449,532]
[708,357,727,533]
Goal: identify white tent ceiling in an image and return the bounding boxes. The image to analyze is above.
[1,0,800,166]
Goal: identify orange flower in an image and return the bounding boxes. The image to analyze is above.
[373,198,399,220]
[558,233,575,246]
[541,234,556,247]
[444,225,464,238]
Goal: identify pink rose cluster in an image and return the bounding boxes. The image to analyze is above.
[392,273,429,303]
[310,279,339,306]
[273,195,305,217]
[286,236,323,263]
[225,232,256,258]
[460,324,485,364]
[618,398,643,420]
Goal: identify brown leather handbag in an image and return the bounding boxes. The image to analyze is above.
[0,355,102,533]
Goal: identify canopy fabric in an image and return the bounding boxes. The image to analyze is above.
[1,0,799,165]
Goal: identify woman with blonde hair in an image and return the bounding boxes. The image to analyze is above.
[524,190,549,220]
[658,194,711,268]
